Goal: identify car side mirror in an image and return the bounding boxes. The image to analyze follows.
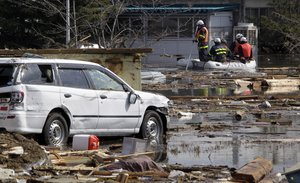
[129,92,138,104]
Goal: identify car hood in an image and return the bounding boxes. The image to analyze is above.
[135,90,169,106]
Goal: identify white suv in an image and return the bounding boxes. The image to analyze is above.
[0,58,169,146]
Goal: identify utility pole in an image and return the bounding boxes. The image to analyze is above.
[66,0,71,48]
[240,0,245,22]
[73,0,78,48]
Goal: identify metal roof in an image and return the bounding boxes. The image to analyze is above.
[125,4,239,13]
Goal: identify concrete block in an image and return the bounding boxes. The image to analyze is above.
[121,137,147,155]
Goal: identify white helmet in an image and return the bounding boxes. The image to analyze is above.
[236,33,243,40]
[240,37,247,43]
[196,20,204,26]
[214,38,221,43]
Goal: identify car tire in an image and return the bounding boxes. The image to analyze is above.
[140,110,163,140]
[42,112,69,146]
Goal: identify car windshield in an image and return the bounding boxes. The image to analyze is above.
[0,64,17,87]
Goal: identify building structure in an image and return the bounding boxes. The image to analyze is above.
[120,0,272,65]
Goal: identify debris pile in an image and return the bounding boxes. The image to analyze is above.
[0,131,290,182]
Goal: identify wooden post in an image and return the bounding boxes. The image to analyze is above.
[116,173,129,183]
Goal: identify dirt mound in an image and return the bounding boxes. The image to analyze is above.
[0,132,49,170]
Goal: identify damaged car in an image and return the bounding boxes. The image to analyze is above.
[0,58,170,146]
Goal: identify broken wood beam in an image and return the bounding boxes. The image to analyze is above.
[103,151,155,161]
[234,110,245,121]
[232,156,272,183]
[116,173,129,183]
[256,118,292,126]
[127,171,168,178]
[261,78,300,87]
[33,165,109,173]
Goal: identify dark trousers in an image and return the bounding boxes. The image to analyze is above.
[198,48,208,61]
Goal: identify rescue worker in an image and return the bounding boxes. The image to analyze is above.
[208,38,229,62]
[221,38,228,47]
[229,33,243,56]
[221,38,233,59]
[194,20,209,61]
[238,37,253,64]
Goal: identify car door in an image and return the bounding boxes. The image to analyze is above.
[85,68,140,135]
[58,66,99,132]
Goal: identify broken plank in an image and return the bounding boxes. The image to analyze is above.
[256,118,292,126]
[103,151,155,161]
[127,171,169,178]
[48,149,109,157]
[261,78,300,87]
[232,156,272,183]
[50,156,93,166]
[34,165,114,176]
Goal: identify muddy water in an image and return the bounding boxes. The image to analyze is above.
[258,54,300,68]
[143,54,300,172]
[165,111,300,173]
[146,81,300,173]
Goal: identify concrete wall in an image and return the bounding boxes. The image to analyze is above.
[0,49,152,90]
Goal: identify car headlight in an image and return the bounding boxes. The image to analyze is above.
[167,100,174,106]
[157,107,168,115]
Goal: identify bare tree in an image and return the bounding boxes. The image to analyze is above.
[10,0,198,49]
[11,0,80,48]
[261,0,300,53]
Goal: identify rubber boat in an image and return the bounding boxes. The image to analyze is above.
[177,58,257,71]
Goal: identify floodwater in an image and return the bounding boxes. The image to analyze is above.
[166,112,300,173]
[143,54,300,173]
[149,86,300,97]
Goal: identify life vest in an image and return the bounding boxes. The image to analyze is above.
[240,43,252,58]
[233,41,240,55]
[195,26,208,48]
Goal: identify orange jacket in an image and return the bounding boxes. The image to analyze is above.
[233,41,240,55]
[238,43,252,58]
[195,26,208,48]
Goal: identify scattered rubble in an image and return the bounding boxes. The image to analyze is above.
[0,67,299,182]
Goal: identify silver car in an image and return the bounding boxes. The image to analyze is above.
[0,58,170,146]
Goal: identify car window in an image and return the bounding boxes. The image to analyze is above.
[86,69,124,91]
[59,68,90,89]
[0,64,15,87]
[21,64,54,85]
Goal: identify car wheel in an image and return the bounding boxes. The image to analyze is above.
[140,110,163,140]
[43,112,69,146]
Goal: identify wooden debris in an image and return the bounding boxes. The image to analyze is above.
[50,156,93,166]
[256,118,292,126]
[232,157,272,183]
[103,151,155,161]
[116,173,129,183]
[261,78,300,87]
[234,110,245,121]
[34,165,113,175]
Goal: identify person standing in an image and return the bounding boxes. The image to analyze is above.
[238,37,253,63]
[195,20,209,61]
[208,38,229,62]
